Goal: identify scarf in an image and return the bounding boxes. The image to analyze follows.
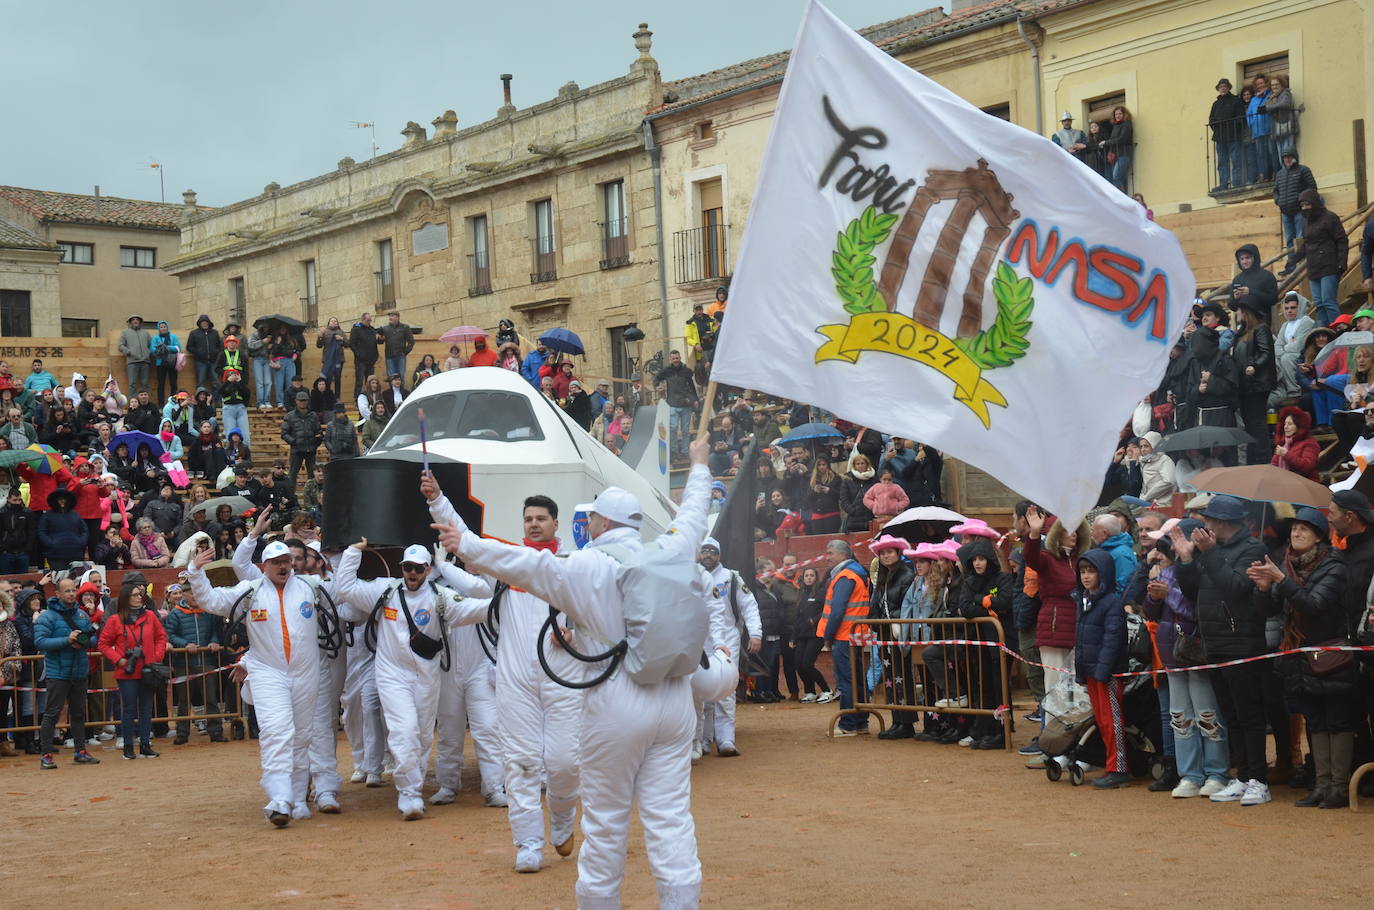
[850,467,875,481]
[173,602,204,616]
[160,430,174,443]
[199,431,215,444]
[138,532,163,557]
[1280,543,1329,649]
[523,537,560,553]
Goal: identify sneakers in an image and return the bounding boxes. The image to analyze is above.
[430,788,456,806]
[716,742,740,757]
[349,769,366,784]
[1171,779,1203,799]
[40,753,56,770]
[690,744,703,763]
[139,743,159,758]
[831,728,861,738]
[1240,779,1272,806]
[365,772,384,788]
[957,735,974,747]
[1208,778,1247,802]
[96,731,114,742]
[515,845,542,873]
[484,790,508,808]
[317,792,341,813]
[1198,778,1228,798]
[381,764,395,781]
[934,695,970,709]
[800,693,818,703]
[1017,738,1042,756]
[815,691,837,705]
[1024,753,1046,768]
[290,802,313,820]
[1092,771,1132,789]
[1023,709,1044,724]
[73,750,100,765]
[63,738,75,749]
[400,797,425,821]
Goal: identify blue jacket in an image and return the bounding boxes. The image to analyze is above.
[36,508,88,562]
[1098,532,1138,597]
[1072,548,1127,683]
[149,331,182,367]
[1246,92,1271,137]
[521,350,548,387]
[33,599,94,679]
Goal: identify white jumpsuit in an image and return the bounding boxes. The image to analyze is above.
[430,560,504,801]
[440,464,713,910]
[333,547,488,807]
[429,493,584,850]
[186,567,322,817]
[342,620,387,776]
[698,565,760,752]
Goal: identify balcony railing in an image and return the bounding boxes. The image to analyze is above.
[468,253,492,297]
[530,237,557,284]
[299,295,318,328]
[672,223,730,285]
[1204,110,1300,198]
[599,218,631,270]
[374,269,395,306]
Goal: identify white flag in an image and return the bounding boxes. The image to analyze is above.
[712,1,1195,525]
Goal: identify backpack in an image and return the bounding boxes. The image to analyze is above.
[224,576,343,659]
[594,541,710,685]
[363,579,451,672]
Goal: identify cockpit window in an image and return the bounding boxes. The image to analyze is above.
[372,391,545,451]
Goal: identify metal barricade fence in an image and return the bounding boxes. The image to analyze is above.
[0,648,244,738]
[830,616,1014,750]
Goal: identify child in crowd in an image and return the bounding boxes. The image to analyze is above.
[1074,548,1129,789]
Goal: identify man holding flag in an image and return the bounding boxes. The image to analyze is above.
[711,1,1194,529]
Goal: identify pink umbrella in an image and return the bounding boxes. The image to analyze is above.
[440,325,487,343]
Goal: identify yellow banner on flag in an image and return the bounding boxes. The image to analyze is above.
[815,312,1007,427]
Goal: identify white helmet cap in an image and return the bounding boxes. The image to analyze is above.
[402,544,433,565]
[261,541,290,561]
[573,487,643,529]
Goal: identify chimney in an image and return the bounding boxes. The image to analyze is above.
[432,109,458,137]
[498,74,516,118]
[400,121,428,148]
[94,184,102,216]
[181,189,197,208]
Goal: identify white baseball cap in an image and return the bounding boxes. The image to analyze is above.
[261,541,291,561]
[574,487,643,529]
[701,537,721,551]
[402,544,433,565]
[307,540,323,553]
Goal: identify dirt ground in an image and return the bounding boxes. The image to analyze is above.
[3,699,1371,910]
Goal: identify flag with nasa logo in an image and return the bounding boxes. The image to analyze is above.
[711,1,1195,524]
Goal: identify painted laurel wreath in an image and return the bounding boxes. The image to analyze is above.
[831,206,1033,370]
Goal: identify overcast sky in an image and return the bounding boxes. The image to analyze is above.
[2,0,935,207]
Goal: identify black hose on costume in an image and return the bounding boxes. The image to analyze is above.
[536,606,624,689]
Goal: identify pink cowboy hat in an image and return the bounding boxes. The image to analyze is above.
[1146,517,1182,541]
[930,540,963,562]
[869,534,908,552]
[903,541,944,560]
[950,518,1000,540]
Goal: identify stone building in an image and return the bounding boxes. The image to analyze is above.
[167,25,668,386]
[0,186,189,341]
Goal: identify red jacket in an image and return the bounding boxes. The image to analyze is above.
[466,347,499,368]
[17,464,73,512]
[1271,406,1320,481]
[1021,535,1079,650]
[71,463,103,519]
[98,608,167,681]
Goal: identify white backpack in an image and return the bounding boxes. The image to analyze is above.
[598,541,710,685]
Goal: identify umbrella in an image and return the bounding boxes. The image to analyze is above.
[0,448,43,470]
[538,328,585,355]
[1156,425,1255,454]
[778,422,843,446]
[881,505,968,545]
[253,313,306,329]
[1188,464,1332,508]
[1313,330,1374,370]
[24,444,63,475]
[109,430,164,459]
[189,494,254,521]
[440,325,488,344]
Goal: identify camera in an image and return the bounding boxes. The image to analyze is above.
[73,630,90,648]
[125,645,142,665]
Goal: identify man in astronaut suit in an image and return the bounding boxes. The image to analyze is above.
[425,476,583,874]
[695,538,760,759]
[332,539,491,820]
[188,542,323,827]
[431,435,712,909]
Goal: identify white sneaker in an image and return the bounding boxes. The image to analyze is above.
[96,731,113,742]
[800,693,817,703]
[102,725,115,735]
[957,735,974,747]
[430,787,457,806]
[290,802,312,820]
[484,790,508,808]
[317,792,341,813]
[1171,779,1202,799]
[64,738,75,749]
[400,797,425,820]
[1209,778,1247,802]
[935,695,970,709]
[816,691,837,704]
[515,845,542,873]
[349,769,366,784]
[690,744,703,763]
[1199,778,1228,798]
[115,737,125,748]
[831,728,860,738]
[381,765,395,781]
[365,772,383,788]
[1240,779,1272,806]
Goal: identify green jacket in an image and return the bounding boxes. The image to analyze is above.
[163,605,225,672]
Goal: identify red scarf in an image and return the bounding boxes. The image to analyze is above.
[523,537,560,553]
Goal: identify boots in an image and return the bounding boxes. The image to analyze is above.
[1321,732,1353,809]
[878,721,915,741]
[0,740,18,757]
[1295,731,1329,807]
[1149,757,1181,792]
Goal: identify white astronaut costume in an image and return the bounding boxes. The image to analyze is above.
[697,547,760,757]
[342,619,387,783]
[333,543,490,819]
[187,542,323,825]
[232,535,347,812]
[428,491,584,861]
[429,558,505,806]
[434,465,713,910]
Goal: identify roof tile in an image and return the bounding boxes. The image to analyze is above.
[0,185,210,230]
[0,216,57,252]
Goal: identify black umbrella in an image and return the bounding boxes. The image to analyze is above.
[253,313,307,330]
[1157,424,1254,454]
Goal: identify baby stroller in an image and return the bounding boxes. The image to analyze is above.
[1042,614,1164,785]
